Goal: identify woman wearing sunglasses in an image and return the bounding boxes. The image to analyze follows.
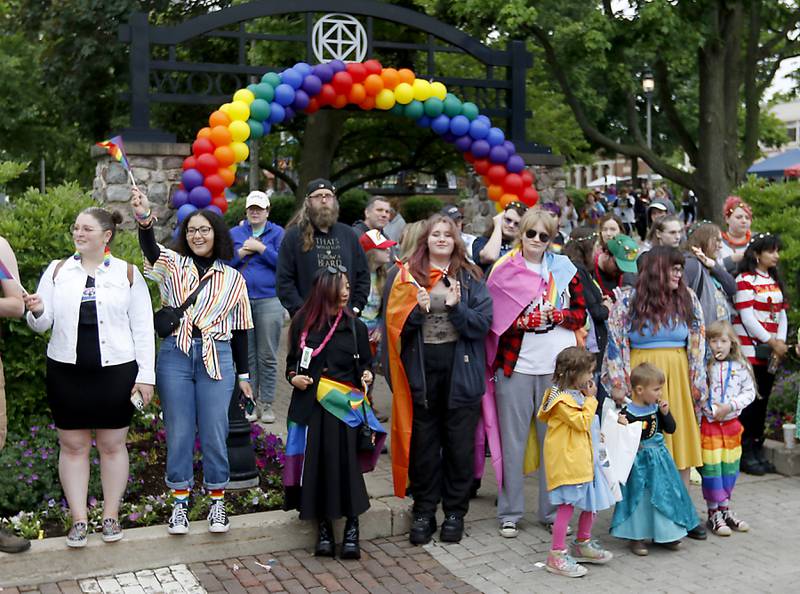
[384,214,492,546]
[483,208,587,539]
[131,189,253,537]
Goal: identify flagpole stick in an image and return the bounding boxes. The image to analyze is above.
[127,168,139,190]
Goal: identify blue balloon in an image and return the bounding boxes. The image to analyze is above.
[181,168,204,191]
[293,62,313,76]
[262,122,272,136]
[329,60,346,73]
[284,106,296,121]
[454,135,472,152]
[416,115,431,128]
[281,68,304,90]
[468,119,490,140]
[506,154,525,173]
[431,114,451,135]
[268,102,286,124]
[487,127,505,147]
[489,145,509,164]
[471,139,491,158]
[449,115,470,136]
[206,205,223,216]
[477,114,491,127]
[502,140,516,155]
[176,203,198,223]
[312,63,334,83]
[172,188,189,208]
[274,83,295,107]
[302,74,322,96]
[292,89,310,111]
[188,186,212,208]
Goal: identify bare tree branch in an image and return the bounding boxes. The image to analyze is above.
[331,157,400,181]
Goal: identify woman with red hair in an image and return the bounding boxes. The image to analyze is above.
[719,196,753,275]
[602,246,707,539]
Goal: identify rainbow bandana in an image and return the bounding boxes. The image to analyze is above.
[282,377,387,488]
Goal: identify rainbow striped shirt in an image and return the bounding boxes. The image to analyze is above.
[146,247,253,379]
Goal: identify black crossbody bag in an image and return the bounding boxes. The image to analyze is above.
[153,276,212,338]
[350,318,377,453]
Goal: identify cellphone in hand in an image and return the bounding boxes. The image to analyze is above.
[130,390,144,411]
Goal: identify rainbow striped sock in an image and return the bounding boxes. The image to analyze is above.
[210,489,224,502]
[172,488,190,504]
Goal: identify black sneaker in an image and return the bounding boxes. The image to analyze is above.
[439,514,464,543]
[687,523,707,540]
[409,515,436,545]
[167,501,189,535]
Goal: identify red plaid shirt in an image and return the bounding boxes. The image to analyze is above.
[494,273,587,377]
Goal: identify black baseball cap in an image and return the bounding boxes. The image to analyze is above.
[306,178,336,196]
[440,205,463,220]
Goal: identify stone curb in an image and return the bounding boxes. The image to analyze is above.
[764,438,800,476]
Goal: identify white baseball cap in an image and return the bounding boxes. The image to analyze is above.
[246,190,271,209]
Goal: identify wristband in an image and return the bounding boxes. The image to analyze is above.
[134,209,152,222]
[237,373,250,382]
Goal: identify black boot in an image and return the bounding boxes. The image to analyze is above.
[440,513,465,543]
[340,517,361,560]
[753,439,776,473]
[740,438,765,475]
[314,519,335,557]
[409,515,436,545]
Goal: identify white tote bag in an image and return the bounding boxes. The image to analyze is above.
[599,398,642,501]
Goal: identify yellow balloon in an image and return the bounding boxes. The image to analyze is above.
[231,141,249,163]
[233,88,255,105]
[394,82,414,105]
[375,89,396,110]
[412,79,432,102]
[229,164,237,173]
[228,100,250,121]
[495,200,504,213]
[228,120,251,143]
[430,81,447,101]
[219,103,232,114]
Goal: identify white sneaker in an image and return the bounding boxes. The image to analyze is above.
[499,521,518,538]
[208,500,230,533]
[260,403,276,424]
[167,502,189,535]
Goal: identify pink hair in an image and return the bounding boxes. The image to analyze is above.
[723,196,752,219]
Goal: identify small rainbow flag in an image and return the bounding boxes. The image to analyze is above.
[544,271,559,306]
[96,136,131,171]
[0,258,14,281]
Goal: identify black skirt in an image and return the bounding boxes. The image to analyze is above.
[284,404,370,521]
[46,358,138,430]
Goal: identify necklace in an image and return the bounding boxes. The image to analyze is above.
[722,230,750,248]
[300,309,343,357]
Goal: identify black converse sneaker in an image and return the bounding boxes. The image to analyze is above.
[208,499,230,533]
[167,501,189,535]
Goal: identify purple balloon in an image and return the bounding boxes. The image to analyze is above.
[268,102,286,124]
[471,139,491,158]
[181,168,204,191]
[489,145,509,164]
[188,186,212,208]
[312,63,334,83]
[431,114,450,135]
[302,74,322,96]
[468,119,489,140]
[449,115,470,136]
[502,140,516,155]
[274,83,295,106]
[442,132,456,143]
[172,188,189,208]
[283,106,296,121]
[328,60,346,73]
[506,154,525,173]
[416,115,431,128]
[292,89,310,110]
[206,205,223,216]
[176,203,198,223]
[293,62,313,76]
[454,135,473,152]
[281,68,304,90]
[487,127,505,147]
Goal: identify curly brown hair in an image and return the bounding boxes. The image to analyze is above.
[553,347,596,390]
[631,246,695,333]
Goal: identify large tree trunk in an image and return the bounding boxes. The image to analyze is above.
[296,110,349,201]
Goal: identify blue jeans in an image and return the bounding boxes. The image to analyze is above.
[247,297,284,405]
[157,337,234,490]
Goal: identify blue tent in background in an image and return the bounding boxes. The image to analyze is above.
[747,148,800,178]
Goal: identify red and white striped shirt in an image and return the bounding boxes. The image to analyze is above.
[733,271,787,364]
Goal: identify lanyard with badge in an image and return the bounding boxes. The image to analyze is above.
[298,309,343,371]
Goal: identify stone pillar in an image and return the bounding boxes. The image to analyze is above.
[92,142,190,242]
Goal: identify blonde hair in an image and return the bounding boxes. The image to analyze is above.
[516,207,558,251]
[706,320,756,386]
[553,347,596,390]
[399,220,426,261]
[630,362,665,390]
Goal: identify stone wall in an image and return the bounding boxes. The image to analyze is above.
[92,142,190,242]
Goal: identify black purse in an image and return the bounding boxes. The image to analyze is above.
[153,275,211,338]
[350,318,377,453]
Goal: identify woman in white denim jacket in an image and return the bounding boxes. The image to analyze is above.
[24,208,154,548]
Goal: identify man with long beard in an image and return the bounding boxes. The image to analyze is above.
[277,179,370,317]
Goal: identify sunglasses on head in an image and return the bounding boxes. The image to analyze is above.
[326,264,348,274]
[524,229,551,243]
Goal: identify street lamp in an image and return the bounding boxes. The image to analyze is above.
[642,68,655,149]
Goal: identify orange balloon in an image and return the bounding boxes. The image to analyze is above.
[488,184,503,201]
[359,96,376,110]
[217,167,235,187]
[332,94,348,109]
[380,68,400,90]
[210,125,232,147]
[214,145,235,167]
[364,74,384,96]
[397,68,415,85]
[348,83,367,104]
[499,193,517,208]
[196,127,212,140]
[209,110,231,128]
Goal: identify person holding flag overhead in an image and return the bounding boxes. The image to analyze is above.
[383,213,492,546]
[283,266,385,560]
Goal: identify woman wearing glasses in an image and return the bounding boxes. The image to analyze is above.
[384,214,492,546]
[483,208,587,539]
[472,201,527,271]
[130,189,253,536]
[24,208,155,547]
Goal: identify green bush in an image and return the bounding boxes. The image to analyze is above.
[338,188,370,225]
[223,197,247,228]
[401,195,443,223]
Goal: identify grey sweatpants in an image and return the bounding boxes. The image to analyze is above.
[495,371,556,525]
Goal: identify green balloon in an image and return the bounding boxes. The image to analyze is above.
[443,94,463,117]
[461,102,479,121]
[249,98,271,121]
[389,103,405,117]
[261,72,281,88]
[423,97,444,118]
[252,83,275,103]
[248,119,264,139]
[404,100,425,120]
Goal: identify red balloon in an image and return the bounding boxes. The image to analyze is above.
[363,59,383,76]
[359,96,376,111]
[182,156,197,171]
[487,164,507,185]
[463,152,476,163]
[192,137,215,156]
[211,195,228,214]
[204,174,226,196]
[522,186,539,207]
[521,170,534,186]
[502,173,524,194]
[331,71,353,95]
[318,84,336,106]
[196,153,219,176]
[473,159,490,175]
[348,83,366,104]
[346,62,367,83]
[305,97,320,114]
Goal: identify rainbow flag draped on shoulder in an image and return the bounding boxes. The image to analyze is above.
[283,377,387,488]
[0,258,15,281]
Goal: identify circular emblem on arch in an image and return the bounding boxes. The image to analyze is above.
[312,13,368,64]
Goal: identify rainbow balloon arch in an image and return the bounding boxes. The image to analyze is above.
[173,59,539,222]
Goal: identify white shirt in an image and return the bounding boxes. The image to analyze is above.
[26,256,155,384]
